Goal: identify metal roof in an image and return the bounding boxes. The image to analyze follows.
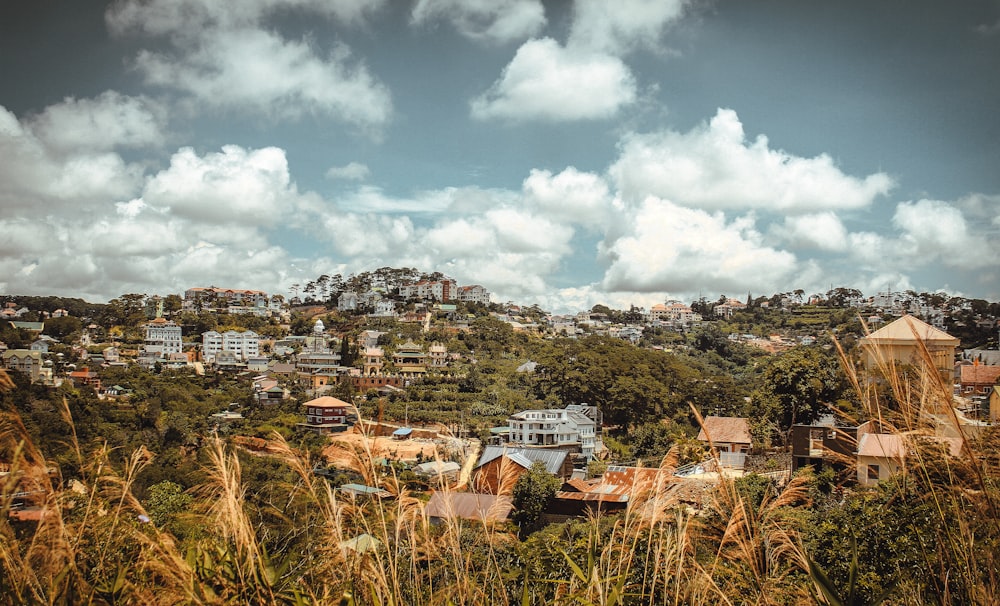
[424,492,513,522]
[476,445,569,475]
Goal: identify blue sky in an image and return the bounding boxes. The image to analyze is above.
[1,0,998,312]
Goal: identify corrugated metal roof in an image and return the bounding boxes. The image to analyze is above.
[697,417,752,445]
[476,445,569,474]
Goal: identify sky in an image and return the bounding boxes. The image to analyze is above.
[1,0,999,313]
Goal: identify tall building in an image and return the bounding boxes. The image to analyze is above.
[144,318,183,356]
[202,330,260,363]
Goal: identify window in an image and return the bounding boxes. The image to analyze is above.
[867,465,880,481]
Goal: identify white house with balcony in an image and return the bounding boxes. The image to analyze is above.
[506,404,601,460]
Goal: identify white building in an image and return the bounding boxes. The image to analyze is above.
[144,318,183,356]
[399,279,457,302]
[507,404,601,459]
[202,330,260,363]
[457,284,491,305]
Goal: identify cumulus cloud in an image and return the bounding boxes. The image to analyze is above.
[142,145,304,225]
[325,161,370,181]
[470,38,636,121]
[27,91,166,154]
[522,167,611,227]
[568,0,687,54]
[892,199,992,267]
[599,196,798,294]
[610,108,895,211]
[0,104,143,212]
[108,0,392,129]
[133,29,391,127]
[772,212,849,251]
[411,0,546,44]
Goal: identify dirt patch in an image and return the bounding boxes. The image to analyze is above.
[322,427,439,467]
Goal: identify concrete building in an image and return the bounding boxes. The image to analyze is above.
[506,404,601,459]
[202,330,260,363]
[143,318,183,357]
[858,314,960,383]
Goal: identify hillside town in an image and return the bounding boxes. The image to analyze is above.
[2,269,1000,603]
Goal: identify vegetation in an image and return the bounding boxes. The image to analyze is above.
[1,281,999,604]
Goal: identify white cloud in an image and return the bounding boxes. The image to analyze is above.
[522,167,611,227]
[106,0,386,36]
[108,0,392,130]
[773,212,849,251]
[27,91,166,154]
[892,199,992,267]
[568,0,687,54]
[134,28,391,127]
[486,207,574,254]
[610,108,895,211]
[470,38,636,122]
[411,0,546,44]
[0,104,143,212]
[142,145,303,225]
[325,161,370,181]
[599,196,798,294]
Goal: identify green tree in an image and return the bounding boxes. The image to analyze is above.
[512,461,561,532]
[42,315,83,340]
[752,346,850,437]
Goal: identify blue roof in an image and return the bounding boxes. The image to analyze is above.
[392,427,413,436]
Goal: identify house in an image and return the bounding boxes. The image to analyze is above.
[858,314,960,383]
[298,396,358,434]
[550,465,670,518]
[392,341,427,376]
[68,367,101,392]
[29,339,51,353]
[696,416,752,454]
[424,492,513,524]
[959,364,1000,396]
[505,404,601,459]
[456,284,491,305]
[856,429,963,486]
[2,350,42,382]
[473,446,573,494]
[428,342,448,369]
[256,383,289,405]
[790,421,858,473]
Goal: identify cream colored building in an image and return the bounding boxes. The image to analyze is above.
[857,314,959,383]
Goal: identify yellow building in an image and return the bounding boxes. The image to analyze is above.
[858,315,959,383]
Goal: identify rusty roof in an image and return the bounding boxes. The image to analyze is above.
[696,416,752,445]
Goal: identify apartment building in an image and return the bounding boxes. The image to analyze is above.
[202,330,260,363]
